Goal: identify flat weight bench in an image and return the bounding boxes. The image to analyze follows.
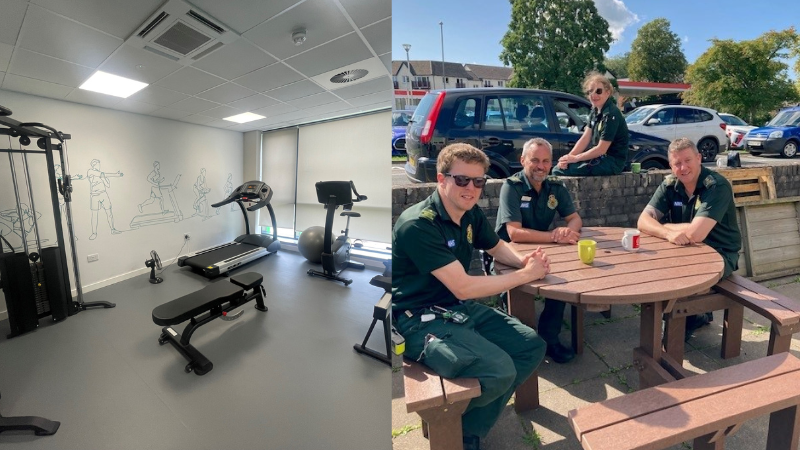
[403,359,539,450]
[152,272,267,375]
[568,352,800,450]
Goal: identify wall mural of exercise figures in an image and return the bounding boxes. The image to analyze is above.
[215,173,235,214]
[0,203,47,251]
[191,168,214,221]
[54,163,84,241]
[86,159,124,240]
[131,160,183,229]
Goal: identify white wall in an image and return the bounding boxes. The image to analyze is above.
[0,90,245,318]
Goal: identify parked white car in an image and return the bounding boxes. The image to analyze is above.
[625,105,729,162]
[719,113,756,150]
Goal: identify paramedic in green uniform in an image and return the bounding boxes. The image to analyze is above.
[393,143,549,450]
[496,138,583,363]
[553,72,629,176]
[638,137,741,338]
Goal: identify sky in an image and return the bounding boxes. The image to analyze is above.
[392,0,800,79]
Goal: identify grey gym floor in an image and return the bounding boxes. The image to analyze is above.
[0,250,390,450]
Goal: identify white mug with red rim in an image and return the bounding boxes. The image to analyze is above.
[622,229,640,252]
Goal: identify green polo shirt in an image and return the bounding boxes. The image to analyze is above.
[647,166,741,275]
[589,97,629,172]
[495,171,576,241]
[392,189,500,312]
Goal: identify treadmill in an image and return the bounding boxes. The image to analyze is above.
[178,181,280,277]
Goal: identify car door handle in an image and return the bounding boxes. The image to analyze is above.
[482,137,502,145]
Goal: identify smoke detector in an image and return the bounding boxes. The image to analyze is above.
[330,69,368,84]
[292,28,307,46]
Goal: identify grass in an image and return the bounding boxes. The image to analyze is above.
[518,416,543,449]
[391,424,421,438]
[392,155,408,162]
[752,325,770,336]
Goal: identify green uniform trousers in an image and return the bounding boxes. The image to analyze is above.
[395,302,546,438]
[551,155,622,176]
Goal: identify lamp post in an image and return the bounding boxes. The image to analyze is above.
[402,43,412,109]
[439,22,445,89]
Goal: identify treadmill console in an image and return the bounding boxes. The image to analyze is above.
[211,180,273,210]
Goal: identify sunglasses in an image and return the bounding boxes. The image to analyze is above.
[584,87,604,96]
[445,173,487,188]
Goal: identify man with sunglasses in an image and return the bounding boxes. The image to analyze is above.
[552,72,629,176]
[393,143,550,450]
[496,138,582,363]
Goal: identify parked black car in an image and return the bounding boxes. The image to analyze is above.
[405,88,671,182]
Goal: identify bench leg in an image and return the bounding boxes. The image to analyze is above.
[514,370,539,413]
[416,400,471,450]
[767,405,800,450]
[768,327,793,355]
[570,305,584,355]
[693,431,725,450]
[721,303,743,359]
[507,287,536,330]
[663,315,686,365]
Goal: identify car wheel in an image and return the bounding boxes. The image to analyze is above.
[750,151,762,156]
[697,138,718,162]
[640,160,666,170]
[780,141,798,158]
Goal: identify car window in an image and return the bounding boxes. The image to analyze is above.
[697,110,714,122]
[483,97,506,130]
[626,107,656,124]
[553,97,590,134]
[675,108,699,124]
[767,110,800,127]
[722,114,747,126]
[451,97,479,129]
[410,94,437,124]
[392,111,410,127]
[651,108,675,126]
[483,95,547,131]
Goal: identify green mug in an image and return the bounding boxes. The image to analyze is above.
[630,162,641,174]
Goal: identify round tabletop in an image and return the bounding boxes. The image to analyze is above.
[496,227,725,305]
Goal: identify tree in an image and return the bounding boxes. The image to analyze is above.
[627,18,687,83]
[605,53,629,79]
[683,28,800,124]
[500,0,612,95]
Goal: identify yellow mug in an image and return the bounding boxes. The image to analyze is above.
[578,239,597,264]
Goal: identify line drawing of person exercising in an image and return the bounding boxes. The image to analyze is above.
[218,173,233,214]
[0,203,43,250]
[192,168,212,220]
[87,159,123,240]
[138,161,166,213]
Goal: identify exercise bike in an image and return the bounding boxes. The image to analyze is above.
[307,181,366,286]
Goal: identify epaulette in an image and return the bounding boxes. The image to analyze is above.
[507,174,524,185]
[663,174,678,186]
[702,174,717,189]
[546,175,563,185]
[419,207,437,221]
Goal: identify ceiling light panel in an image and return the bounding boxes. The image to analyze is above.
[79,71,149,98]
[223,112,265,123]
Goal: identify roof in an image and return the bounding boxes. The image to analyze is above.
[464,64,513,81]
[392,60,511,80]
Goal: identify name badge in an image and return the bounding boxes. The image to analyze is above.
[521,202,530,209]
[673,201,683,207]
[447,239,456,248]
[521,196,532,201]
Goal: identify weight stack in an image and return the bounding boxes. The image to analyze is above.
[41,246,71,321]
[0,251,39,338]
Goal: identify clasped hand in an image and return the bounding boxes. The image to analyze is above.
[520,247,550,280]
[552,227,580,244]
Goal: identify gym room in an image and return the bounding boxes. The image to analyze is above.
[0,0,392,449]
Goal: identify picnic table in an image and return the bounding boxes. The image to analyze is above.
[494,226,725,388]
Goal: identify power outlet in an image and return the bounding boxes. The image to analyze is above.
[184,233,191,241]
[87,253,99,262]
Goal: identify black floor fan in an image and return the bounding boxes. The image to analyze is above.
[145,250,163,284]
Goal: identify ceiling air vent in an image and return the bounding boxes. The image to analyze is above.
[126,0,239,65]
[330,69,369,84]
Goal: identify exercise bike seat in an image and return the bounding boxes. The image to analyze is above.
[341,211,360,218]
[152,282,243,326]
[229,272,263,291]
[369,275,391,292]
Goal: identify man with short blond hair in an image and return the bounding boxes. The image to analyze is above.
[393,143,549,449]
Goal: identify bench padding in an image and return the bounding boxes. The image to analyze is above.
[229,272,263,291]
[152,282,243,326]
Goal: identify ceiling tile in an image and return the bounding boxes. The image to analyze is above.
[19,5,123,68]
[227,122,264,132]
[0,0,27,46]
[192,39,275,81]
[195,82,255,104]
[65,89,124,109]
[227,94,278,111]
[181,114,217,125]
[234,63,303,93]
[1,73,73,99]
[149,107,193,120]
[113,99,161,115]
[243,0,353,61]
[332,76,391,99]
[265,79,324,102]
[154,67,225,95]
[29,0,164,39]
[339,0,391,29]
[360,18,390,55]
[202,105,243,119]
[204,118,237,129]
[185,0,300,34]
[252,102,297,117]
[287,91,338,109]
[99,44,183,84]
[126,85,189,106]
[299,101,350,118]
[0,43,12,72]
[8,48,95,87]
[170,96,218,113]
[285,33,372,78]
[344,89,391,107]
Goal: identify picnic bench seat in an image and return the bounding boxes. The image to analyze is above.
[568,352,800,450]
[403,360,539,450]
